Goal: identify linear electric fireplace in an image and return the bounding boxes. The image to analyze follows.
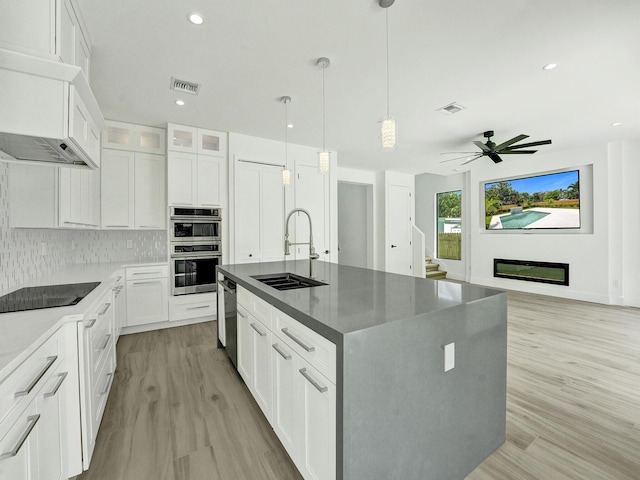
[494,259,569,286]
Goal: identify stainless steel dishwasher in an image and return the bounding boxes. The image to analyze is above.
[217,274,237,368]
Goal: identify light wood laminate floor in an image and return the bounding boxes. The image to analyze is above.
[78,291,640,480]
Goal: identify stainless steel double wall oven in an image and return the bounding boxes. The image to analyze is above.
[170,207,222,295]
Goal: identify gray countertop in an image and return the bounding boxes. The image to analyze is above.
[218,260,504,344]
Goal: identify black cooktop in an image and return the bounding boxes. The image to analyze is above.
[0,282,100,314]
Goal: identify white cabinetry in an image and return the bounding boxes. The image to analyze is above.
[0,322,81,479]
[236,285,336,480]
[112,271,126,339]
[9,163,100,229]
[169,292,216,323]
[234,162,284,263]
[167,124,227,156]
[125,265,169,327]
[77,285,116,470]
[0,0,92,79]
[101,121,166,230]
[167,124,227,207]
[237,305,273,422]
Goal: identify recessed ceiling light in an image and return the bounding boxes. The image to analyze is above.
[543,63,557,70]
[287,124,294,129]
[611,122,622,127]
[175,100,185,106]
[188,13,203,25]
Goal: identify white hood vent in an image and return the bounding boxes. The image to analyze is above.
[170,77,200,95]
[0,49,105,169]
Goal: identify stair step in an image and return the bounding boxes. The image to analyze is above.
[425,263,440,271]
[426,270,447,280]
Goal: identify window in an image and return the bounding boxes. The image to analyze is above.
[436,190,462,260]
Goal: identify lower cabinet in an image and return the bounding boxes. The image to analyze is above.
[272,338,336,480]
[77,284,116,470]
[0,323,79,480]
[237,286,336,480]
[125,265,169,327]
[169,292,216,323]
[237,305,273,423]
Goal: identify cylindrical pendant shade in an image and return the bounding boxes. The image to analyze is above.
[318,151,330,173]
[282,169,291,185]
[380,117,397,150]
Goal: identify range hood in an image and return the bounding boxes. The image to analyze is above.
[0,48,105,169]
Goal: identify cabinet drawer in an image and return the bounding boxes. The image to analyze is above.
[274,310,336,384]
[0,333,61,426]
[237,286,272,330]
[169,293,216,322]
[126,265,168,281]
[89,348,115,434]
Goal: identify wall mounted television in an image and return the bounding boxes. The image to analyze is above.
[484,169,580,230]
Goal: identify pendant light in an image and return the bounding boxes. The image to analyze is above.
[317,57,331,173]
[281,96,292,185]
[379,0,397,151]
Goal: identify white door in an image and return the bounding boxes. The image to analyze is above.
[235,163,262,262]
[261,167,285,262]
[337,182,370,268]
[134,153,165,229]
[295,164,331,261]
[388,184,412,275]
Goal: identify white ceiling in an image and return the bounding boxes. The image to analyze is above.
[78,0,640,175]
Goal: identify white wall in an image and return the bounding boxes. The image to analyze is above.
[415,172,466,281]
[467,145,606,303]
[608,140,640,307]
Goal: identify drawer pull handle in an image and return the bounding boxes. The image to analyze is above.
[85,317,97,328]
[272,343,292,360]
[250,322,267,337]
[299,368,328,393]
[281,328,315,352]
[98,334,112,351]
[132,281,158,286]
[133,271,162,275]
[15,356,58,398]
[98,302,112,316]
[186,305,209,310]
[100,373,113,395]
[0,415,40,460]
[238,310,247,318]
[44,372,68,398]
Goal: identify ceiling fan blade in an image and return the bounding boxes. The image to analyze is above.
[460,154,484,166]
[494,134,529,151]
[439,152,480,155]
[500,149,538,154]
[440,153,482,163]
[488,153,503,164]
[506,139,552,149]
[473,141,490,152]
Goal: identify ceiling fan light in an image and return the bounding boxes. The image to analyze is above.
[318,150,330,173]
[380,117,397,151]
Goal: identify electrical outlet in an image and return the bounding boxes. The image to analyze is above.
[127,240,133,249]
[444,342,455,372]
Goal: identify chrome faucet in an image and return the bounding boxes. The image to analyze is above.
[284,208,320,278]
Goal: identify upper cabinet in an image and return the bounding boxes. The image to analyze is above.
[168,124,227,157]
[101,121,166,230]
[102,121,165,155]
[167,124,227,207]
[0,0,92,80]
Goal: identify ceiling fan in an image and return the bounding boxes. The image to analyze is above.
[441,130,552,165]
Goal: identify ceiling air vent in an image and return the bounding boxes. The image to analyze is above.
[170,77,200,95]
[437,102,465,115]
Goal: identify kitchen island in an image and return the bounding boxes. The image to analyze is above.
[218,260,507,480]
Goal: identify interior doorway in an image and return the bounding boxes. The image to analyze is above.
[338,182,373,268]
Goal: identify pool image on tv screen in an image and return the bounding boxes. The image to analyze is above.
[484,170,580,230]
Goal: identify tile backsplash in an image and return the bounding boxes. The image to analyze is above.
[0,163,167,292]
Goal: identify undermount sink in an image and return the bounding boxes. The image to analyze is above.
[251,273,328,291]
